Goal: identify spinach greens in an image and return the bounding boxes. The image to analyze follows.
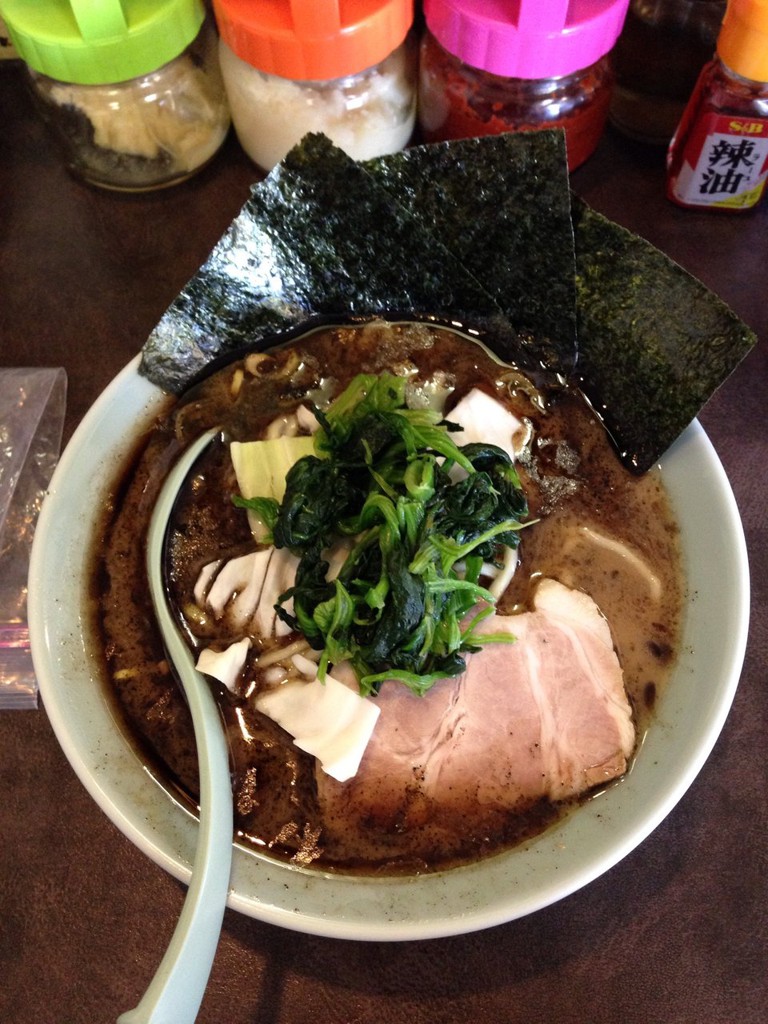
[235,374,529,696]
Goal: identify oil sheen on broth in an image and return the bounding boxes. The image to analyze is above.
[94,321,683,873]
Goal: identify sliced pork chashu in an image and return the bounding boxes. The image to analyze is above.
[315,579,635,856]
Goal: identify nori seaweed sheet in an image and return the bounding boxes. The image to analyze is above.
[364,130,577,375]
[140,206,306,394]
[248,133,511,334]
[572,197,757,473]
[139,131,756,473]
[141,134,509,394]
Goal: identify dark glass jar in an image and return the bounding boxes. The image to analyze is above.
[611,0,726,145]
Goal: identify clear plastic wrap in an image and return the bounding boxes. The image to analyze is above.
[0,368,66,709]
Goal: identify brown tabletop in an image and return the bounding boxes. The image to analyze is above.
[1,60,766,1024]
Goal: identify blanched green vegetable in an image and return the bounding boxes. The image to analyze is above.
[235,374,530,696]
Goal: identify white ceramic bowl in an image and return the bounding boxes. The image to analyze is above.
[28,354,750,941]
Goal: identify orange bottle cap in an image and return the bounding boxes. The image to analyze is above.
[718,0,768,82]
[213,0,413,81]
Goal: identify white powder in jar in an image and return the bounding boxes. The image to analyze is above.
[219,38,416,172]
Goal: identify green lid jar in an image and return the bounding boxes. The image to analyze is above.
[0,0,230,191]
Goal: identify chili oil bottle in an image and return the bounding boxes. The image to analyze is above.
[667,0,768,210]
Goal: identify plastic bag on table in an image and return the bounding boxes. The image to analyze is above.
[0,368,67,709]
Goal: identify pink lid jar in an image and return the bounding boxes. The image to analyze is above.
[418,0,631,170]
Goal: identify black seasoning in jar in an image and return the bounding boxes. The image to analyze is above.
[610,0,726,145]
[2,0,230,191]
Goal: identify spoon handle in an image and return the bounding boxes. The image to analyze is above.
[118,429,233,1024]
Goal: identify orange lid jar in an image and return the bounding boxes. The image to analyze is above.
[213,0,416,172]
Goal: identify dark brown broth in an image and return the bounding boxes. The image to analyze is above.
[94,322,683,873]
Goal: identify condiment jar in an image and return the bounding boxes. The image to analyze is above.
[610,0,726,145]
[418,0,631,171]
[0,0,230,192]
[667,0,768,210]
[0,14,19,61]
[212,0,417,173]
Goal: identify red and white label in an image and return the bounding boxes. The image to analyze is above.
[671,113,768,209]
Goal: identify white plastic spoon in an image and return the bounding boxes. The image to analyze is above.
[118,429,233,1024]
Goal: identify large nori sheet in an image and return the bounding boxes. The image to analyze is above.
[364,131,577,375]
[572,198,756,473]
[141,134,509,394]
[140,131,756,472]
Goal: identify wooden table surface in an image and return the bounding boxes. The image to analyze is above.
[1,59,766,1024]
